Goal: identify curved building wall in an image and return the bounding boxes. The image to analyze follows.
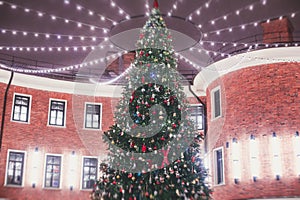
[0,70,202,200]
[206,62,300,199]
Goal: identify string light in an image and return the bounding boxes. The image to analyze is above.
[185,0,212,20]
[0,27,110,42]
[0,0,298,80]
[199,1,262,27]
[76,5,82,11]
[0,51,126,74]
[166,0,180,18]
[0,1,110,32]
[203,10,300,36]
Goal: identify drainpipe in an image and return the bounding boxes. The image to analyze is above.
[0,70,14,151]
[188,84,208,152]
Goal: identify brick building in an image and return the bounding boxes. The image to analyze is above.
[0,68,204,199]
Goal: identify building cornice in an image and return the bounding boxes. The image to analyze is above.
[193,47,300,92]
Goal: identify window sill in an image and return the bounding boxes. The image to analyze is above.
[80,188,93,191]
[83,127,102,131]
[213,182,226,187]
[10,120,30,124]
[4,184,24,188]
[43,187,62,190]
[211,115,222,122]
[47,124,66,128]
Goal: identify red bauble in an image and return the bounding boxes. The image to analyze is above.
[130,142,135,148]
[142,144,147,153]
[191,156,195,162]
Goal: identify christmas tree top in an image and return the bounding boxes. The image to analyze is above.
[153,0,159,9]
[134,0,177,70]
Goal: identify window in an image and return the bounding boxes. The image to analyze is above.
[82,157,98,189]
[12,94,31,122]
[44,155,62,188]
[211,87,221,119]
[48,99,66,126]
[189,105,204,130]
[85,103,102,129]
[6,150,25,186]
[213,147,224,185]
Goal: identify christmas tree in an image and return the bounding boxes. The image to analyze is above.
[91,0,211,199]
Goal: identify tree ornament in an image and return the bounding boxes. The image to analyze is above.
[142,144,147,153]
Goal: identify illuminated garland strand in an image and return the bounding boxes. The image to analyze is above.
[0,51,126,74]
[109,0,131,20]
[202,11,298,37]
[0,27,108,41]
[185,0,213,20]
[0,44,122,52]
[190,0,261,25]
[0,0,109,32]
[62,0,116,23]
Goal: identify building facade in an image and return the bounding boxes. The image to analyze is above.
[194,47,300,199]
[0,70,204,200]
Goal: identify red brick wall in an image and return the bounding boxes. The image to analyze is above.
[206,62,300,199]
[261,17,294,43]
[0,81,203,200]
[0,84,116,200]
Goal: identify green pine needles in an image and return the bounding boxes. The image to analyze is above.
[91,6,211,200]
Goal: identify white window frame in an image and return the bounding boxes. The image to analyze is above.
[11,93,32,124]
[80,156,99,190]
[47,98,67,127]
[213,147,225,186]
[4,149,27,187]
[189,104,204,130]
[211,86,222,120]
[43,153,63,189]
[83,102,102,130]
